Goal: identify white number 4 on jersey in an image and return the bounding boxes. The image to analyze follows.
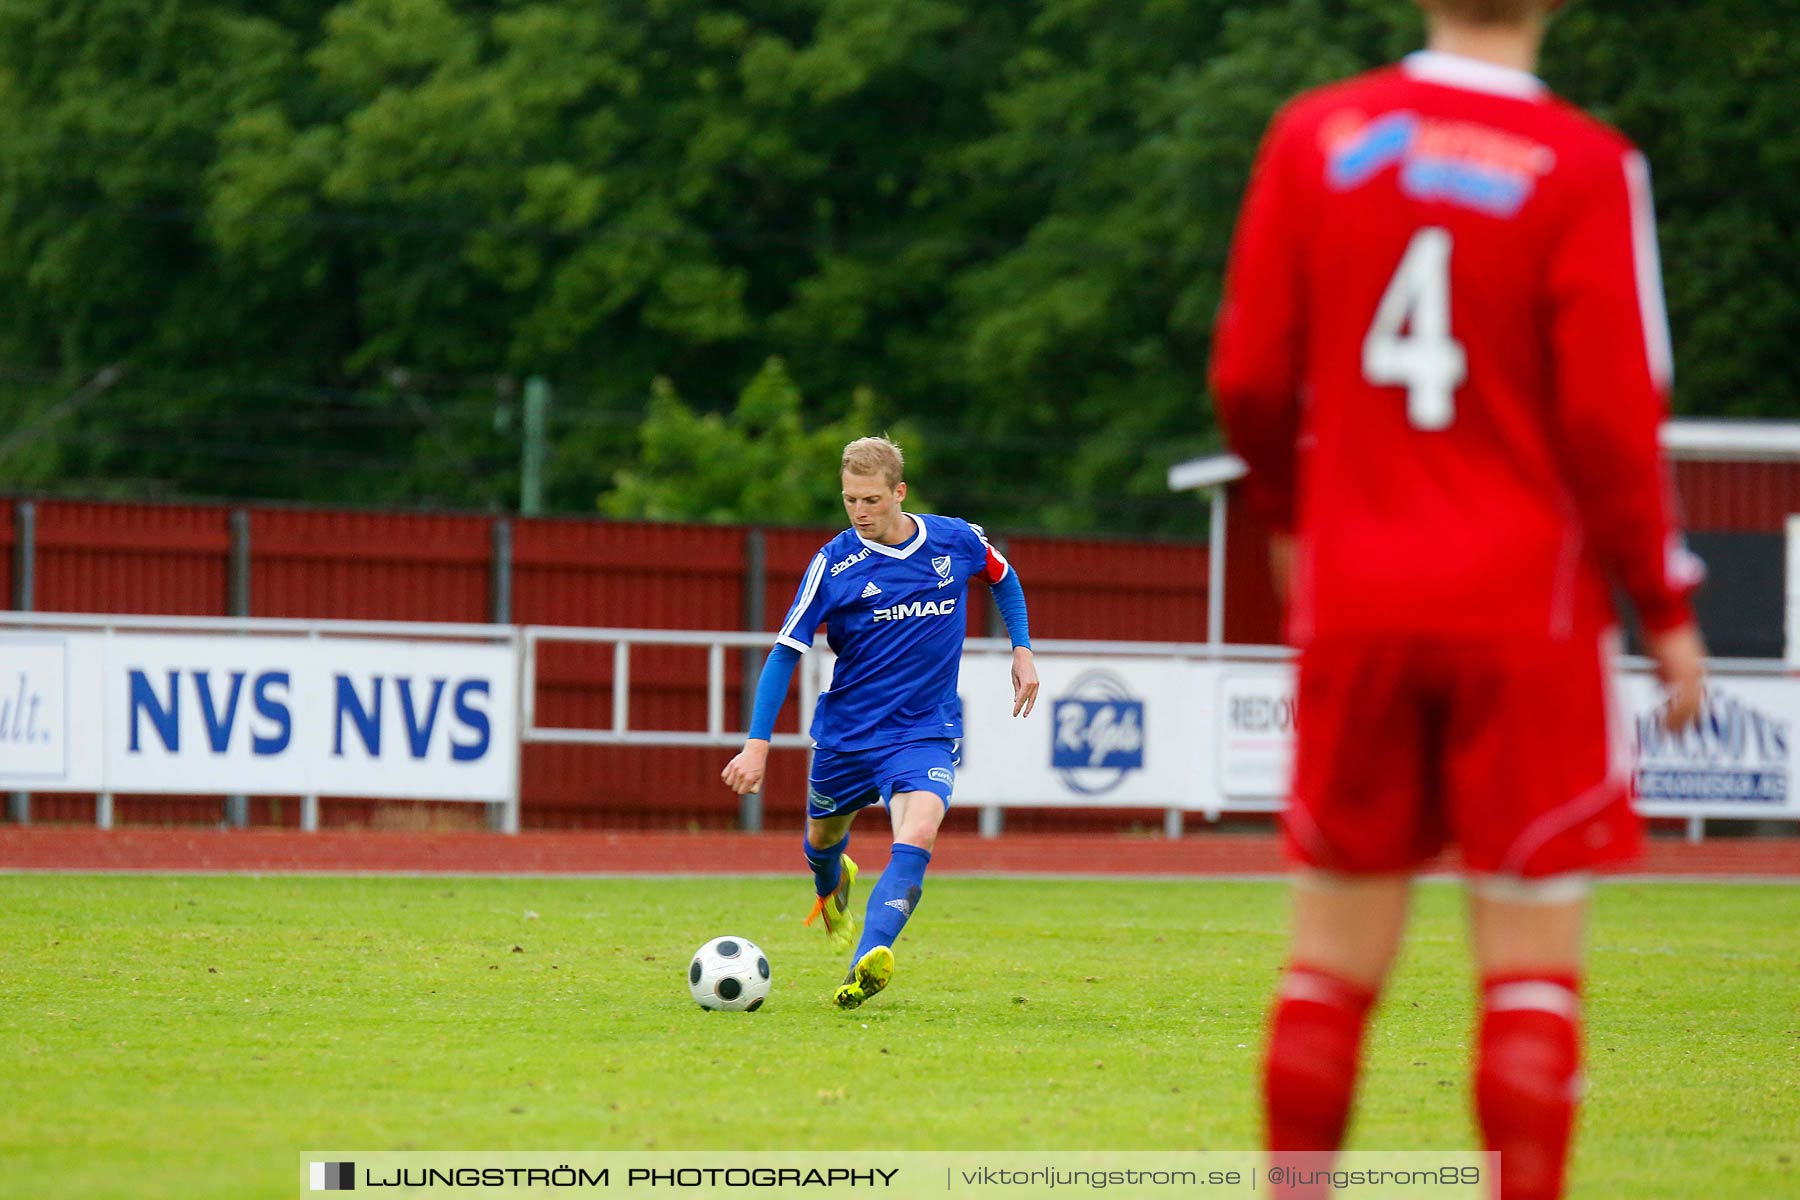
[1363,226,1467,431]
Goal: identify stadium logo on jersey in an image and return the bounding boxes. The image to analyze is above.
[1051,670,1145,796]
[932,555,953,579]
[871,598,957,623]
[1634,686,1789,805]
[830,547,872,576]
[1322,109,1552,217]
[861,581,881,598]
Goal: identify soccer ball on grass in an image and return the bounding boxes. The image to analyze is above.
[688,935,772,1012]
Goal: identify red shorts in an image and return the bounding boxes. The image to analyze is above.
[1285,631,1641,878]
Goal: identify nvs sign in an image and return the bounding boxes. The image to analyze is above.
[0,632,516,802]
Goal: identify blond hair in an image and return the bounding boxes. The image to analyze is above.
[841,436,905,489]
[1415,0,1557,24]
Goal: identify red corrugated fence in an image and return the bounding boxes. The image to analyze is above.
[13,461,1792,832]
[3,498,1210,831]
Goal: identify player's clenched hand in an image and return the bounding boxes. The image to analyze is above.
[1011,647,1039,718]
[1648,622,1707,731]
[721,740,770,795]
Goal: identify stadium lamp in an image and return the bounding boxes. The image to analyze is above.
[1166,453,1248,647]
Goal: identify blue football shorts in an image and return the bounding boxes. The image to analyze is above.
[807,738,961,820]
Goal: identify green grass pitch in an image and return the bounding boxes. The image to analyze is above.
[3,873,1794,1198]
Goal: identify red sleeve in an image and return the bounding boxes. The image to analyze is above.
[1210,107,1308,531]
[970,522,1010,584]
[1548,145,1702,634]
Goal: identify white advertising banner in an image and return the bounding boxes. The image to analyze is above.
[946,649,1800,821]
[1,632,516,801]
[14,621,1793,822]
[0,634,106,791]
[957,654,1200,807]
[952,655,1289,812]
[1617,672,1798,818]
[1210,665,1296,804]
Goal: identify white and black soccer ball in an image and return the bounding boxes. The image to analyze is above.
[687,936,772,1012]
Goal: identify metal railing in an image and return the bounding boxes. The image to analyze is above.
[520,625,823,750]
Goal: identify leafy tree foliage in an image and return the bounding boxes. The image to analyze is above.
[600,356,921,524]
[0,1,1794,531]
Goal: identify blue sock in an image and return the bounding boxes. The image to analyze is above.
[853,843,931,962]
[805,833,848,898]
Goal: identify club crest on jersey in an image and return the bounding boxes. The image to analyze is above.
[932,555,952,579]
[1321,109,1553,218]
[872,597,957,623]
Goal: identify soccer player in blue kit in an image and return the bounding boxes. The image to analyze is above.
[722,436,1039,1009]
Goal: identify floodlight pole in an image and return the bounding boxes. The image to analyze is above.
[1165,454,1247,651]
[1208,486,1227,648]
[222,509,251,831]
[489,518,515,834]
[740,529,766,834]
[1165,453,1248,840]
[8,501,33,825]
[521,376,550,515]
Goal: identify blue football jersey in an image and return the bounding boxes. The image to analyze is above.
[775,513,1012,751]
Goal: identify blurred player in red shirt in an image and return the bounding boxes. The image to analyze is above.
[1210,2,1707,1197]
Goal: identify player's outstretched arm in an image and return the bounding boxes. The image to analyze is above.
[721,742,769,796]
[988,568,1038,717]
[1010,646,1039,718]
[721,643,802,795]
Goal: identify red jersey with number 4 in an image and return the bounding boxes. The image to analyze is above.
[1211,51,1701,644]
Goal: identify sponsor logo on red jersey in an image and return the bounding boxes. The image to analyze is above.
[1322,109,1553,217]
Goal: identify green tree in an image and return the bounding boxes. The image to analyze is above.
[600,356,919,524]
[943,0,1394,531]
[0,1,1794,531]
[1543,0,1800,416]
